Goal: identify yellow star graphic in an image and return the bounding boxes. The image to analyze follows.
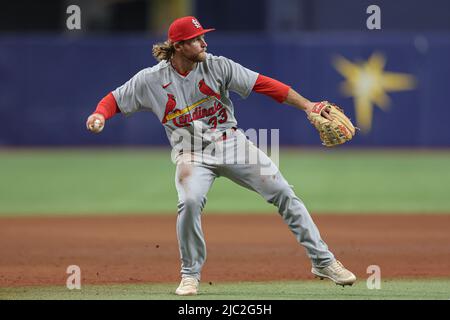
[333,52,417,132]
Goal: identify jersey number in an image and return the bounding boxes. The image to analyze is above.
[208,108,228,129]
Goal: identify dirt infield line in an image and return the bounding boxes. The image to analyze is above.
[1,214,449,287]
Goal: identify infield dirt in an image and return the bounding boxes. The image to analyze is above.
[1,214,449,287]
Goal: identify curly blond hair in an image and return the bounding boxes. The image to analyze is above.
[152,40,176,62]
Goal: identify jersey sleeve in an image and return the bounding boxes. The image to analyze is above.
[252,74,291,103]
[94,92,121,119]
[112,70,148,115]
[216,57,259,99]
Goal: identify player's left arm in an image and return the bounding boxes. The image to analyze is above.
[253,74,332,120]
[284,88,332,120]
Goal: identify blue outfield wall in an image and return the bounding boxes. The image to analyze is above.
[1,32,450,147]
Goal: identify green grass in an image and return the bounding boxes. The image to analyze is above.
[1,279,449,300]
[1,149,450,216]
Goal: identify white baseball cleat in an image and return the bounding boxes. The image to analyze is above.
[311,260,357,286]
[175,277,199,296]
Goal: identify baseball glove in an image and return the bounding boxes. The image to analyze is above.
[307,101,357,147]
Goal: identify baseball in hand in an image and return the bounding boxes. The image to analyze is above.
[92,119,104,133]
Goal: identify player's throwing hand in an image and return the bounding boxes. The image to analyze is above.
[86,113,105,133]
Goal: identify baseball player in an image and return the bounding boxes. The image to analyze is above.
[86,16,356,295]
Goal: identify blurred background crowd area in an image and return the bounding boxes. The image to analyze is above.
[2,0,450,34]
[1,0,450,147]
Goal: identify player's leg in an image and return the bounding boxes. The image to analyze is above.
[222,165,335,267]
[174,154,217,294]
[219,134,333,266]
[219,132,356,285]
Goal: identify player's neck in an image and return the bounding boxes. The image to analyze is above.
[170,54,196,76]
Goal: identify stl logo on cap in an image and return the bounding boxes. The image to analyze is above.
[192,18,201,29]
[168,16,215,43]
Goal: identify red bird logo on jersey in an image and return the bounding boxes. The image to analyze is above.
[198,79,221,100]
[162,93,177,124]
[161,81,225,127]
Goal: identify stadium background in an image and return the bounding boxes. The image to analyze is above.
[0,0,449,300]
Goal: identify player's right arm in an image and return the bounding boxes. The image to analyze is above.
[86,69,148,134]
[86,92,120,133]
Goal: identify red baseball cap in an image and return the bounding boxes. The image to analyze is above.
[168,16,215,43]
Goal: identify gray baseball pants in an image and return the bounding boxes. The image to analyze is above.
[174,130,335,280]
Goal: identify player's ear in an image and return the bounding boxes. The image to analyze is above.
[173,41,184,52]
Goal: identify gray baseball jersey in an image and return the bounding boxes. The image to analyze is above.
[111,53,335,281]
[112,53,258,146]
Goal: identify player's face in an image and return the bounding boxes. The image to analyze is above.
[179,35,208,62]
